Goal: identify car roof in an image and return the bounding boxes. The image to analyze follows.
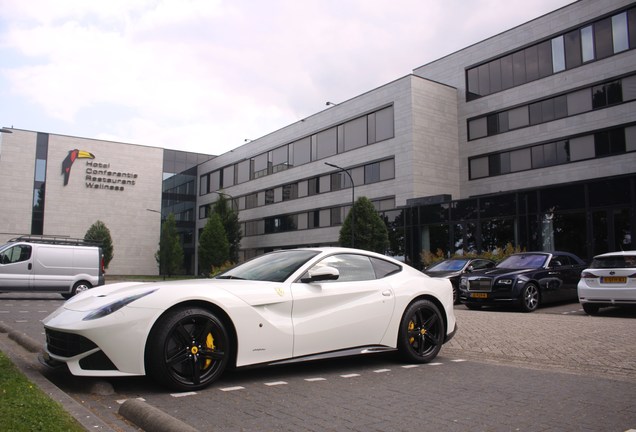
[593,250,636,258]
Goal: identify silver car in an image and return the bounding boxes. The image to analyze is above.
[578,251,636,315]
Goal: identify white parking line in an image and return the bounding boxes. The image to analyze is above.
[305,377,327,382]
[340,374,360,378]
[171,391,197,397]
[220,386,245,392]
[401,365,419,369]
[265,381,287,386]
[374,369,391,373]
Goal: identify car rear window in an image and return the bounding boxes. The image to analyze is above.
[590,255,636,269]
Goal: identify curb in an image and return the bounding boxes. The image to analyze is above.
[119,399,199,432]
[0,322,199,432]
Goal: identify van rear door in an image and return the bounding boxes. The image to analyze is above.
[0,243,34,290]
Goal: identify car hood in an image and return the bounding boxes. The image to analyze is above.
[62,279,289,312]
[467,268,537,279]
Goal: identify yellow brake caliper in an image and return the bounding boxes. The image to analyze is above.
[408,320,415,344]
[204,333,215,369]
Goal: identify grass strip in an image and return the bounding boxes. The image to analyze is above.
[0,351,84,432]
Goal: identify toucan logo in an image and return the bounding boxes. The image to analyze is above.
[62,149,95,185]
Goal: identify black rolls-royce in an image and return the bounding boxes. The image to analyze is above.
[459,252,586,312]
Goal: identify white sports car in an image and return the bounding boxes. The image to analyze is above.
[42,247,456,391]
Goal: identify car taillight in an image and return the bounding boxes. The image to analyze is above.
[101,256,105,273]
[580,272,598,279]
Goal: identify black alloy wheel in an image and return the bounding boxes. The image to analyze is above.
[520,283,540,312]
[397,299,445,363]
[146,307,230,391]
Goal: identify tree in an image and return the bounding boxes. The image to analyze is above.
[84,220,114,269]
[212,193,242,263]
[198,212,230,275]
[155,213,184,277]
[339,196,389,253]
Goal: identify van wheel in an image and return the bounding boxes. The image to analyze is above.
[61,281,92,299]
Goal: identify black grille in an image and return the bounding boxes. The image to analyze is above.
[468,278,492,291]
[45,329,98,357]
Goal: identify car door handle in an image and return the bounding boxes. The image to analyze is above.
[548,271,559,275]
[28,263,32,270]
[382,290,392,297]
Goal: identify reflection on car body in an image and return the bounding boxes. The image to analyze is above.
[459,251,586,312]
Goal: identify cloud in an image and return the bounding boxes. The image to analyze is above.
[0,0,575,155]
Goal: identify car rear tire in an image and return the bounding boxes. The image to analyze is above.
[520,283,540,312]
[397,299,445,363]
[61,281,92,299]
[582,303,600,315]
[146,307,230,391]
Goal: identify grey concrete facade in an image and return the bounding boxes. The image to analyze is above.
[0,130,164,275]
[413,0,636,198]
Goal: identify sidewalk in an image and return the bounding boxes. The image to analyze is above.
[445,308,636,382]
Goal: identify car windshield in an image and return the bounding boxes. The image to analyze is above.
[590,255,636,269]
[497,254,547,269]
[216,250,320,282]
[428,259,469,271]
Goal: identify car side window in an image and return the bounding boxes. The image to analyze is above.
[550,256,568,267]
[0,245,31,265]
[311,254,377,282]
[369,257,401,279]
[473,260,494,270]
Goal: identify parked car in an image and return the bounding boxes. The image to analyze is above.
[42,247,457,391]
[424,258,496,304]
[577,251,636,315]
[0,236,104,299]
[459,251,586,312]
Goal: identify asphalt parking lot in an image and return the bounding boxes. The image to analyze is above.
[1,295,635,431]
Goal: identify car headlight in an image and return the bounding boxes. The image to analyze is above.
[497,279,513,285]
[459,277,468,286]
[83,289,157,321]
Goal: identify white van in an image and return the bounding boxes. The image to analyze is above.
[0,236,105,299]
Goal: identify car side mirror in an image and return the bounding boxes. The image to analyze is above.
[466,265,474,273]
[301,266,340,283]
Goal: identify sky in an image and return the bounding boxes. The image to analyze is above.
[0,0,576,156]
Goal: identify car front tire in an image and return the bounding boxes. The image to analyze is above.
[397,299,445,363]
[146,306,230,391]
[520,283,540,312]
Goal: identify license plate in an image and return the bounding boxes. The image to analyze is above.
[470,293,488,299]
[601,276,627,284]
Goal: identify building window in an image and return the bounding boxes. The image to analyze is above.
[292,137,311,166]
[469,125,633,179]
[236,159,250,184]
[468,75,632,141]
[466,7,636,100]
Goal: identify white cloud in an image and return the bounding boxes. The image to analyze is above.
[0,0,575,155]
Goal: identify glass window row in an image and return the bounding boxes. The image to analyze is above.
[468,74,636,140]
[469,124,636,180]
[466,8,636,100]
[241,197,396,237]
[198,158,395,219]
[199,106,394,195]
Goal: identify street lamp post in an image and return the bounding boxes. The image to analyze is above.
[325,162,354,247]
